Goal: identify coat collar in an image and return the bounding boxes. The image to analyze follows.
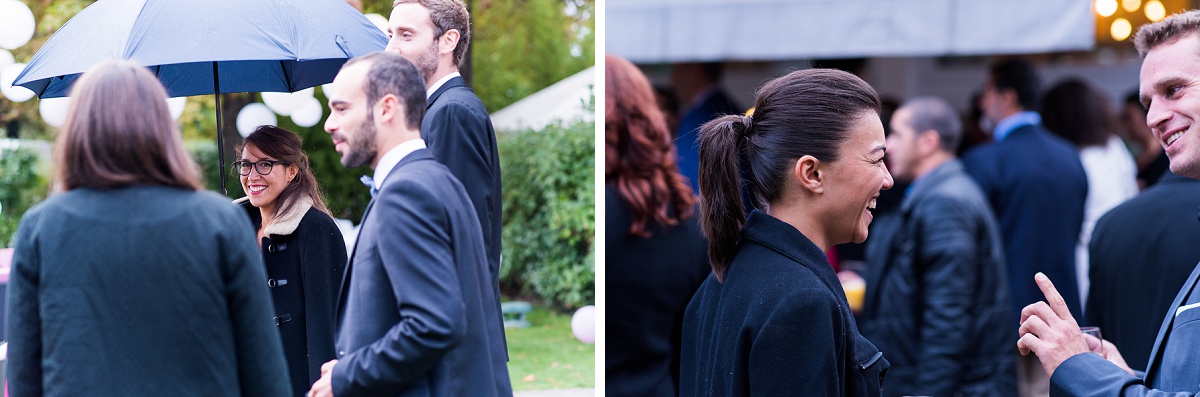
[426,75,465,110]
[1156,170,1193,186]
[900,159,964,213]
[234,195,313,236]
[741,210,835,279]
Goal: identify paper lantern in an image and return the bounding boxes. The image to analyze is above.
[570,305,596,344]
[291,96,324,128]
[236,103,277,137]
[0,49,13,72]
[1,63,35,102]
[166,97,187,121]
[0,0,36,50]
[38,97,71,127]
[262,87,314,116]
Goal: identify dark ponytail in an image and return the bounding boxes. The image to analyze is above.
[697,68,881,282]
[697,115,753,281]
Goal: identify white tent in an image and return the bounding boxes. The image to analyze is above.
[490,66,595,132]
[608,0,1095,63]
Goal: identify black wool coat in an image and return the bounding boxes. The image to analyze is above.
[239,197,346,397]
[681,210,889,397]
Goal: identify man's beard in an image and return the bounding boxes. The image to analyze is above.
[415,39,439,82]
[339,115,379,169]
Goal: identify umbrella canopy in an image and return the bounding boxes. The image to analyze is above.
[14,0,389,98]
[12,0,389,194]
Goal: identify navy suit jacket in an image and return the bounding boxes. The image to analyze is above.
[963,124,1088,321]
[422,76,503,288]
[1051,260,1200,396]
[675,89,739,193]
[1085,172,1200,371]
[331,149,511,397]
[682,211,888,396]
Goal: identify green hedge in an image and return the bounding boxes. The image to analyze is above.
[498,118,595,309]
[0,146,49,247]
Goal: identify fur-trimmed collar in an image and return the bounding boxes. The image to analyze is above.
[233,195,313,236]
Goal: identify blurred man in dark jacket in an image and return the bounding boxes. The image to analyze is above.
[862,97,1015,396]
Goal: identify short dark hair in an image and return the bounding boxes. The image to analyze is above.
[899,96,962,153]
[1134,10,1200,56]
[697,68,881,281]
[393,0,471,68]
[342,51,426,130]
[1041,79,1114,148]
[990,58,1041,111]
[1124,89,1146,115]
[55,60,201,191]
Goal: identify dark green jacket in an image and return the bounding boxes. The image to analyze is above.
[6,186,290,396]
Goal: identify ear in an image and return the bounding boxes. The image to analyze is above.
[376,94,402,125]
[440,29,460,57]
[286,163,300,183]
[793,155,824,194]
[918,129,941,154]
[999,88,1020,109]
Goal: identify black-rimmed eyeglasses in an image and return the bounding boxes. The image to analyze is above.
[232,160,290,176]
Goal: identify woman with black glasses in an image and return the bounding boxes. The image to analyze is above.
[234,125,347,397]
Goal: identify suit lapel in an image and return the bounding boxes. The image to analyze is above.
[1144,261,1200,381]
[426,76,464,110]
[334,149,437,313]
[335,196,376,314]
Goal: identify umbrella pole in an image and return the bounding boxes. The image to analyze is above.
[214,63,227,196]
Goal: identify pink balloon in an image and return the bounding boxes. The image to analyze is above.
[570,305,596,344]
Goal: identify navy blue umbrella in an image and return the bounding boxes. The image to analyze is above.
[13,0,388,193]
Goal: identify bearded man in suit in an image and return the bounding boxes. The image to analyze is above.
[384,0,503,288]
[308,51,510,397]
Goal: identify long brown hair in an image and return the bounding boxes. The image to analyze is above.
[698,69,880,281]
[54,60,201,191]
[237,125,331,218]
[605,54,695,237]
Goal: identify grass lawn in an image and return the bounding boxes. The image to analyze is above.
[505,304,595,390]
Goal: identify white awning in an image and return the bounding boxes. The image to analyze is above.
[491,66,596,132]
[607,0,1095,63]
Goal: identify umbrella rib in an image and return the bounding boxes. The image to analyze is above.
[280,60,293,92]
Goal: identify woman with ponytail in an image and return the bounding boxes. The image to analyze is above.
[680,68,894,396]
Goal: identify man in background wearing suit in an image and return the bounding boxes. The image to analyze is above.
[861,97,1015,397]
[308,51,511,397]
[672,62,740,193]
[1017,11,1200,395]
[962,58,1088,397]
[1085,170,1200,372]
[385,0,503,288]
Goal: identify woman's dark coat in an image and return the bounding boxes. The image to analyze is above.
[238,196,346,397]
[681,210,889,396]
[8,186,290,396]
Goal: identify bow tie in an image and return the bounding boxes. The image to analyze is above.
[361,175,377,198]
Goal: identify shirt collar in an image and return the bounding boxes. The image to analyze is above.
[426,72,461,99]
[372,138,427,190]
[993,111,1041,142]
